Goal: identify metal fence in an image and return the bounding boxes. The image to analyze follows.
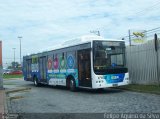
[125,28,160,85]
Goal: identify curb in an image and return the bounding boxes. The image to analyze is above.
[4,87,31,115]
[4,89,8,114]
[6,87,31,94]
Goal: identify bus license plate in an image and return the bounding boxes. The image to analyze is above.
[112,84,118,87]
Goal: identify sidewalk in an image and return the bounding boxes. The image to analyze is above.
[0,89,5,118]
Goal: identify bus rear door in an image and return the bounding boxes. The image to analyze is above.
[39,56,47,83]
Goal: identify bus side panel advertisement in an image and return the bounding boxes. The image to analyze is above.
[48,52,78,86]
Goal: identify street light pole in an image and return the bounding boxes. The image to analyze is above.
[12,48,16,70]
[18,36,22,65]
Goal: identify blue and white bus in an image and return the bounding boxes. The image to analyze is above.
[23,35,129,91]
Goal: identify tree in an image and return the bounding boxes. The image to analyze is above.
[7,62,21,70]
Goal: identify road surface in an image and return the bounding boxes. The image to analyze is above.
[3,78,160,118]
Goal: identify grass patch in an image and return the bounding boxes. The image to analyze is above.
[3,74,23,79]
[118,84,160,95]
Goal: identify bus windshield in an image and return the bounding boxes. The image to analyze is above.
[93,41,127,74]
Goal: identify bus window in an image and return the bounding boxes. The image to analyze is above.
[93,41,127,74]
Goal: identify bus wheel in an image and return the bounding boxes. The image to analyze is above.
[70,78,76,91]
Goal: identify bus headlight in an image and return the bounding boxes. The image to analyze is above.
[98,76,103,79]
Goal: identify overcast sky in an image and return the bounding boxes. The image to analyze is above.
[0,0,160,67]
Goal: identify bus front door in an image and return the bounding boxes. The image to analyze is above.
[78,49,91,87]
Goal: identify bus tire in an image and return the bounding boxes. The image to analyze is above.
[70,78,76,92]
[34,77,40,87]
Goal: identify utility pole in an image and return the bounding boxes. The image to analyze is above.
[0,41,3,89]
[154,34,160,86]
[12,48,16,70]
[18,36,22,65]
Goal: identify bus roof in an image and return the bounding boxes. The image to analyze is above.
[62,35,120,46]
[49,35,123,51]
[25,35,124,56]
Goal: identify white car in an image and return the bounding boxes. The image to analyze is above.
[3,69,13,74]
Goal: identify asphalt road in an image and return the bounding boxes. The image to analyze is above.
[3,78,160,117]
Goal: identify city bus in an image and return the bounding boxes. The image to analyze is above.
[23,35,129,91]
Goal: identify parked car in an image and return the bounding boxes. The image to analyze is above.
[3,69,13,74]
[10,70,22,75]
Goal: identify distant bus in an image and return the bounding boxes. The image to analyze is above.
[23,35,129,91]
